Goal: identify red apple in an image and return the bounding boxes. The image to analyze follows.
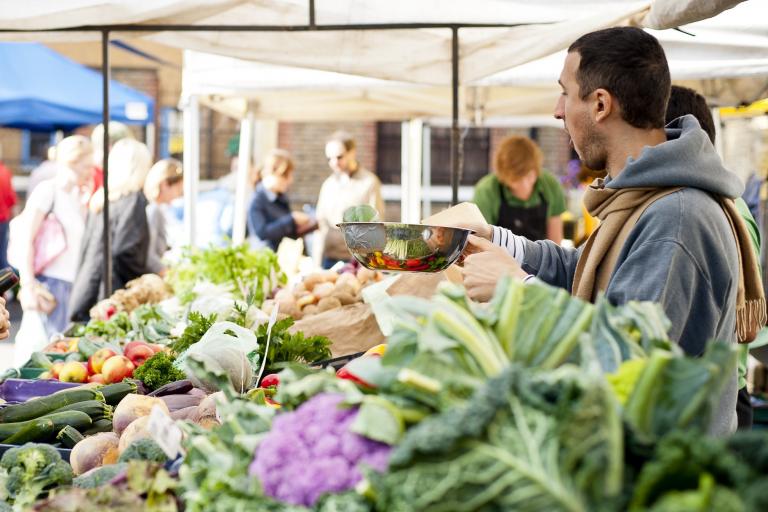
[125,344,155,367]
[87,348,117,375]
[101,355,135,384]
[59,361,89,383]
[50,362,65,379]
[123,340,149,356]
[88,374,105,384]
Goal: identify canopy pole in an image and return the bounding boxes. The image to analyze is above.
[450,27,459,205]
[182,95,200,247]
[101,29,112,295]
[232,107,255,246]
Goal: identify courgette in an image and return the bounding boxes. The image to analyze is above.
[0,388,105,423]
[99,381,138,405]
[1,418,56,444]
[53,400,113,421]
[82,418,113,435]
[0,410,92,442]
[56,425,85,448]
[29,351,54,370]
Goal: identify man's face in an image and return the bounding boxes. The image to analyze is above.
[325,141,353,174]
[555,52,607,171]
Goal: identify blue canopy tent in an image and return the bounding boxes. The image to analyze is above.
[0,42,154,131]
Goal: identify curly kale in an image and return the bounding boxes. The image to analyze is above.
[132,352,187,391]
[170,312,216,355]
[118,439,169,465]
[254,318,332,369]
[0,443,73,509]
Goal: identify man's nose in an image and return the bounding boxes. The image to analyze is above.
[554,96,565,120]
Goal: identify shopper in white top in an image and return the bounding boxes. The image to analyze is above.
[17,135,91,335]
[313,131,384,268]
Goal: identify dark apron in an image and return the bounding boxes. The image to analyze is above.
[496,180,549,241]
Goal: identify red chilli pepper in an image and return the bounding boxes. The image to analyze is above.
[336,366,375,388]
[260,373,280,388]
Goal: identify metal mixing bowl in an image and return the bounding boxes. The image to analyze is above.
[337,222,472,272]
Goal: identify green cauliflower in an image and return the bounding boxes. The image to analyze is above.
[0,443,73,509]
[118,439,170,465]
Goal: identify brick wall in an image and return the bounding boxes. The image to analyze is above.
[489,126,571,179]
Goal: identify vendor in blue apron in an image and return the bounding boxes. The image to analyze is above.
[473,135,566,243]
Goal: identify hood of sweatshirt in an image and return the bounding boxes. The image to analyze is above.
[606,114,743,199]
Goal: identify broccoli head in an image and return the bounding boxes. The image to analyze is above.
[0,443,73,508]
[117,439,169,465]
[132,352,187,391]
[73,463,128,489]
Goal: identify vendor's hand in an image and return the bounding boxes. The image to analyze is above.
[451,220,492,241]
[0,297,10,340]
[461,235,528,302]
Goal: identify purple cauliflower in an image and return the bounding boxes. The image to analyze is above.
[249,393,391,507]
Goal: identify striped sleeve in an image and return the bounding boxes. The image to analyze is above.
[491,225,526,265]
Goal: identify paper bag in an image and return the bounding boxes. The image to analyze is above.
[289,303,384,358]
[423,202,489,284]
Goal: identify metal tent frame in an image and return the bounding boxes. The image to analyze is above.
[0,2,536,295]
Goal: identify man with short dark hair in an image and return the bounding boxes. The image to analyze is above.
[461,27,764,435]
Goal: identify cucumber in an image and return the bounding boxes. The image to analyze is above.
[99,381,138,406]
[56,425,85,448]
[1,418,56,444]
[0,388,105,423]
[0,411,92,442]
[82,418,113,435]
[29,351,54,370]
[53,400,113,421]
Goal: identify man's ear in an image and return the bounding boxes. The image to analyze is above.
[592,88,613,123]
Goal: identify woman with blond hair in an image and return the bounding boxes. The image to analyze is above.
[14,135,93,335]
[144,158,183,274]
[69,139,152,321]
[247,149,313,250]
[473,135,566,243]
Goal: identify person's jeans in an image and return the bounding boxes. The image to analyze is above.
[0,221,9,269]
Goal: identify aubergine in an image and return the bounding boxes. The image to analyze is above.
[147,379,193,397]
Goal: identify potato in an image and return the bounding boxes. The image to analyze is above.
[336,273,361,294]
[303,273,325,291]
[313,282,335,299]
[113,394,169,435]
[302,304,319,317]
[321,270,339,283]
[273,288,295,303]
[70,432,120,475]
[333,292,357,305]
[293,282,307,294]
[333,282,356,297]
[118,416,153,454]
[317,296,343,312]
[357,267,376,284]
[296,294,317,309]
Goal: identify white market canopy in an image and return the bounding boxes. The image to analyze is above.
[0,0,755,88]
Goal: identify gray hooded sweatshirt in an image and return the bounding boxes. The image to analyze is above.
[522,115,741,435]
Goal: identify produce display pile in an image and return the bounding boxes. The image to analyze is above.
[2,242,767,511]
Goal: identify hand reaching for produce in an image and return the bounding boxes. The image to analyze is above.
[291,211,312,227]
[461,235,528,302]
[0,297,9,340]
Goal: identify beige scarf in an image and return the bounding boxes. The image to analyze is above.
[572,179,766,343]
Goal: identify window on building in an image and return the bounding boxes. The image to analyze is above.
[375,122,491,186]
